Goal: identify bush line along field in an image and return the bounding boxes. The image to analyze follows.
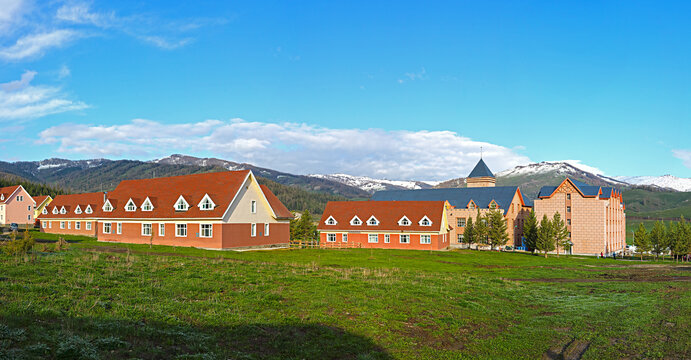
[1,233,689,359]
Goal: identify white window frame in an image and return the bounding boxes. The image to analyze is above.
[117,222,122,234]
[49,221,52,228]
[52,207,58,214]
[350,216,362,226]
[419,216,432,226]
[251,200,257,214]
[420,234,432,244]
[67,221,71,229]
[159,223,165,236]
[400,234,410,244]
[75,221,81,230]
[198,194,216,210]
[42,221,47,228]
[342,233,348,242]
[398,216,411,226]
[176,223,187,237]
[174,196,189,211]
[74,205,82,214]
[141,197,154,211]
[42,208,47,215]
[125,198,137,212]
[85,205,93,214]
[368,234,379,243]
[86,222,92,230]
[200,224,213,238]
[60,206,66,214]
[142,223,152,236]
[326,233,337,242]
[251,223,257,237]
[103,222,111,234]
[264,223,269,236]
[366,216,379,226]
[60,221,65,229]
[384,234,390,243]
[102,200,113,212]
[325,216,337,225]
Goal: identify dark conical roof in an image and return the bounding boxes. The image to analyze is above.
[468,159,494,178]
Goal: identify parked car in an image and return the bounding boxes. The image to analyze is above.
[9,223,18,232]
[626,245,637,253]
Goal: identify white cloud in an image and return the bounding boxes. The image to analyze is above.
[0,70,88,120]
[398,67,427,84]
[0,29,80,61]
[58,64,71,79]
[38,118,531,180]
[137,35,193,50]
[673,149,691,169]
[0,0,28,34]
[56,1,116,27]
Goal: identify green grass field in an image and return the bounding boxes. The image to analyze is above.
[1,233,689,359]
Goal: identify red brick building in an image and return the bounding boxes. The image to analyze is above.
[318,201,451,250]
[0,185,35,225]
[39,192,103,236]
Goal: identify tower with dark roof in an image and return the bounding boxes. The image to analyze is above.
[466,158,496,188]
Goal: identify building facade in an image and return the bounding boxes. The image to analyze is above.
[534,178,626,255]
[371,159,532,248]
[0,185,35,225]
[39,192,102,237]
[318,201,451,250]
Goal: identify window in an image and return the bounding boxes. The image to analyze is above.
[568,232,571,238]
[419,216,432,226]
[86,222,91,230]
[567,206,571,213]
[457,218,466,227]
[159,223,165,236]
[567,219,571,226]
[199,195,215,210]
[251,223,257,237]
[350,216,362,226]
[384,234,390,243]
[342,233,348,242]
[398,216,411,226]
[76,206,83,214]
[52,207,58,214]
[457,234,464,242]
[67,221,71,229]
[27,214,31,221]
[200,224,213,238]
[142,223,152,236]
[60,221,65,229]
[60,207,66,214]
[49,221,52,228]
[75,221,80,230]
[17,195,23,201]
[567,194,571,200]
[103,201,113,212]
[264,223,269,236]
[176,224,187,237]
[469,202,476,209]
[325,216,337,225]
[85,205,93,214]
[27,205,31,211]
[175,196,189,211]
[327,233,337,242]
[126,199,136,212]
[103,223,111,234]
[420,235,432,244]
[489,201,497,209]
[251,200,257,213]
[141,198,153,211]
[368,234,378,243]
[367,216,379,226]
[42,208,47,215]
[117,223,122,234]
[42,221,46,228]
[400,234,410,244]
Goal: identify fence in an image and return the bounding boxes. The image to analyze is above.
[289,240,363,249]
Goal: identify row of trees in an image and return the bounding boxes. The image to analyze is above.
[462,210,509,249]
[633,217,690,261]
[522,211,570,257]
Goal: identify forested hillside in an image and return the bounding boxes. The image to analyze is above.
[0,172,67,198]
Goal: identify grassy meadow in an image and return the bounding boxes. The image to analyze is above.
[0,232,689,359]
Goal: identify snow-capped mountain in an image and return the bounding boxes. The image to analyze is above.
[614,175,691,192]
[307,174,438,193]
[152,154,246,171]
[496,161,628,186]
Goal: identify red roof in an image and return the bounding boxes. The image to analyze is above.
[41,192,105,219]
[32,195,51,206]
[259,185,293,219]
[0,185,22,204]
[318,201,446,232]
[101,170,253,219]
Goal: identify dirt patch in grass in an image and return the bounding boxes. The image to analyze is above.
[543,338,591,360]
[505,276,691,283]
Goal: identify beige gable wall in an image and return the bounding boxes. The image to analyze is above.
[223,174,280,224]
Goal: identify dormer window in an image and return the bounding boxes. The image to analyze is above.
[85,205,93,214]
[398,216,411,226]
[325,216,337,225]
[103,200,113,212]
[0,194,4,201]
[174,196,189,211]
[367,216,379,226]
[489,200,498,209]
[75,205,82,214]
[60,206,66,214]
[468,201,476,210]
[198,194,215,210]
[125,199,137,212]
[52,207,58,214]
[350,216,362,226]
[419,216,432,226]
[141,197,154,211]
[42,208,47,215]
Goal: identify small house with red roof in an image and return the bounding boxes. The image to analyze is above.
[0,185,35,226]
[32,195,53,220]
[317,201,451,250]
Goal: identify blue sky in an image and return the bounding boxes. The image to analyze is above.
[1,0,690,180]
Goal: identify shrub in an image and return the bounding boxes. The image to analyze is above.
[2,231,35,256]
[56,334,98,360]
[55,237,70,251]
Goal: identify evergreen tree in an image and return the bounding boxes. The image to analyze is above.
[551,212,569,256]
[649,221,667,260]
[536,215,555,258]
[670,216,690,262]
[290,210,318,243]
[464,216,475,247]
[487,210,509,249]
[474,210,489,247]
[522,210,539,253]
[634,223,651,261]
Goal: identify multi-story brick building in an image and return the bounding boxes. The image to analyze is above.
[0,185,35,226]
[371,159,532,248]
[534,178,626,255]
[318,201,451,250]
[40,171,293,249]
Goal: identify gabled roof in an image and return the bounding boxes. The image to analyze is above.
[41,192,105,219]
[468,159,494,178]
[371,187,524,215]
[537,178,623,203]
[0,185,23,204]
[259,185,293,219]
[32,195,51,207]
[317,201,446,232]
